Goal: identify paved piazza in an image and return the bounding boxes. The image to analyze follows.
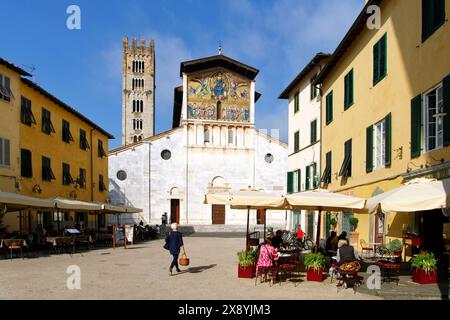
[0,236,443,300]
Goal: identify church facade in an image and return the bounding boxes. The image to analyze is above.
[109,52,288,227]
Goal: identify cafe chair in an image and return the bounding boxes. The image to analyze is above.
[277,255,299,286]
[255,266,277,287]
[360,239,373,258]
[8,240,24,260]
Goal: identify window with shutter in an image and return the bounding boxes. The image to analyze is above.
[78,168,86,189]
[366,125,374,173]
[373,34,387,85]
[326,91,333,125]
[442,75,450,146]
[344,69,354,109]
[422,0,446,42]
[99,175,106,192]
[98,140,106,158]
[41,108,55,134]
[62,120,73,143]
[42,156,55,181]
[62,163,74,185]
[287,172,294,194]
[411,94,422,158]
[294,131,300,152]
[321,151,332,184]
[339,139,352,177]
[0,138,11,167]
[305,165,311,190]
[424,84,444,152]
[385,113,392,166]
[80,129,90,150]
[21,149,32,178]
[294,92,300,113]
[311,74,318,99]
[310,120,317,144]
[21,96,36,126]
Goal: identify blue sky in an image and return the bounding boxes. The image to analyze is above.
[1,0,363,149]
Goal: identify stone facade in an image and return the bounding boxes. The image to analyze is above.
[110,55,288,228]
[122,37,155,145]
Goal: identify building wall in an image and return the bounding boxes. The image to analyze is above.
[286,64,326,234]
[320,0,450,252]
[0,64,21,193]
[108,128,287,227]
[122,37,155,145]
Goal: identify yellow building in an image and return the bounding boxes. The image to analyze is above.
[316,0,450,259]
[0,58,30,193]
[0,56,114,234]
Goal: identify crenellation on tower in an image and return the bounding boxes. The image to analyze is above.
[122,36,156,145]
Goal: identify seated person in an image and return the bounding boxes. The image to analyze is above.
[271,230,284,249]
[256,237,279,278]
[336,239,358,265]
[337,231,348,242]
[46,224,57,237]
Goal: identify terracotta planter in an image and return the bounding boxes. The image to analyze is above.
[306,268,324,282]
[238,264,255,278]
[412,268,437,284]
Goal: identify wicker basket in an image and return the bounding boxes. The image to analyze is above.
[179,253,190,266]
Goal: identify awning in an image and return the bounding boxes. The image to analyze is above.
[286,189,366,211]
[205,190,287,209]
[366,178,450,213]
[53,197,103,211]
[0,191,56,212]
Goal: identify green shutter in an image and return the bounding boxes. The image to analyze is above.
[311,120,317,143]
[349,69,354,105]
[385,113,392,166]
[373,41,379,84]
[380,34,387,79]
[21,149,32,178]
[443,75,450,146]
[306,166,310,190]
[411,94,422,158]
[312,163,317,188]
[287,172,294,194]
[366,126,373,173]
[294,131,299,152]
[297,169,301,192]
[344,70,354,109]
[326,92,333,124]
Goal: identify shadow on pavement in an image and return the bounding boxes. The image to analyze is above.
[175,264,217,274]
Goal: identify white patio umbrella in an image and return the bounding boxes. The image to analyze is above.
[366,178,450,213]
[204,189,287,249]
[286,189,367,252]
[0,191,56,212]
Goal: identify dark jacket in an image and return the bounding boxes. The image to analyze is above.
[338,244,357,263]
[165,231,184,255]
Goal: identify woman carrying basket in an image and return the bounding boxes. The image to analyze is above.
[165,223,186,275]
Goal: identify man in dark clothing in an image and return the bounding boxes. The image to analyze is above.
[271,230,284,249]
[336,239,357,263]
[165,223,185,275]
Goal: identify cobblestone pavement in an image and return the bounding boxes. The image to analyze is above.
[0,235,445,300]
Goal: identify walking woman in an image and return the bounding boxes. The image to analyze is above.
[165,223,185,275]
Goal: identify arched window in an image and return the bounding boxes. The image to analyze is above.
[228,128,234,145]
[142,61,145,72]
[133,136,138,143]
[216,101,221,120]
[140,120,143,130]
[142,79,144,88]
[132,100,136,113]
[133,119,136,130]
[204,127,210,143]
[140,100,143,112]
[138,135,142,141]
[132,61,135,72]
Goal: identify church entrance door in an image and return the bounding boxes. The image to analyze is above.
[170,199,180,224]
[212,204,225,224]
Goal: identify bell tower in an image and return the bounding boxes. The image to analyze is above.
[122,37,155,145]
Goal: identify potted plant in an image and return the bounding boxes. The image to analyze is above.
[329,217,337,231]
[387,239,403,259]
[237,248,257,278]
[349,217,359,231]
[304,252,325,282]
[411,252,437,284]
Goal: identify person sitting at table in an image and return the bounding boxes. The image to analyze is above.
[296,224,304,241]
[35,224,47,243]
[256,237,279,283]
[337,231,348,242]
[336,239,357,264]
[271,230,284,249]
[46,224,57,237]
